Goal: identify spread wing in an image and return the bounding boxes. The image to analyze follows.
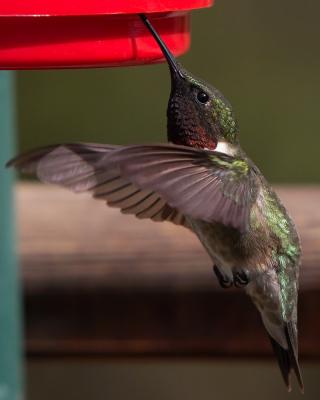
[7,143,187,228]
[7,143,259,232]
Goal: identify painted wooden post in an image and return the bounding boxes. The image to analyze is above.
[0,72,23,400]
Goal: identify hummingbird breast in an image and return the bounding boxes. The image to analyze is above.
[186,213,274,278]
[186,181,301,338]
[187,182,300,278]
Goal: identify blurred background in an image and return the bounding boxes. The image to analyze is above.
[14,0,320,398]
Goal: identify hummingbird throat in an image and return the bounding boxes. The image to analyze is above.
[168,126,217,150]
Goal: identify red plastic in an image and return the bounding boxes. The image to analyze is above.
[0,1,213,69]
[0,1,213,16]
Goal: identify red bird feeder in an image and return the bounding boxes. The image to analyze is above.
[0,0,213,69]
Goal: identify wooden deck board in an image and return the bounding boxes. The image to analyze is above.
[17,183,320,358]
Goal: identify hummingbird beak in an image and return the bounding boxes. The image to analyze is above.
[139,14,185,81]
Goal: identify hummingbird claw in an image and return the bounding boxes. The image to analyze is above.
[233,270,249,288]
[213,265,233,289]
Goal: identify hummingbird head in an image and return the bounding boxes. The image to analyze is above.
[140,15,239,151]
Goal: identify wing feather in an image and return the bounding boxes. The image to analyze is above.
[8,143,188,228]
[8,142,259,232]
[103,145,258,232]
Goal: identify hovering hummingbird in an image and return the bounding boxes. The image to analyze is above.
[7,14,303,392]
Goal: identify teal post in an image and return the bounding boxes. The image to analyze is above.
[0,72,23,400]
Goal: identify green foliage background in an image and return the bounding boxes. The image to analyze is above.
[16,0,320,182]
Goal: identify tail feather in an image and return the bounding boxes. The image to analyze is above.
[285,322,304,393]
[268,322,304,393]
[269,333,292,390]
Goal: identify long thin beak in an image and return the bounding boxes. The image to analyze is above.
[139,14,185,80]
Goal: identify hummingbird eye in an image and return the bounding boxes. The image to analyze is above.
[196,91,209,104]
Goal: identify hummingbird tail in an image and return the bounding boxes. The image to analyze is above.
[268,322,304,393]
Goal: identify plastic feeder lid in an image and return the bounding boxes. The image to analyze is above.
[0,0,213,69]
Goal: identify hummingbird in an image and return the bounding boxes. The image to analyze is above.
[7,14,303,392]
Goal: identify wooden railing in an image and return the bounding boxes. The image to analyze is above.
[17,183,320,359]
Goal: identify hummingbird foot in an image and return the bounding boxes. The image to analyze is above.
[233,269,249,288]
[213,265,233,289]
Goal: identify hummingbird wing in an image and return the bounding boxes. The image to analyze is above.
[102,144,259,232]
[8,142,259,232]
[7,143,188,228]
